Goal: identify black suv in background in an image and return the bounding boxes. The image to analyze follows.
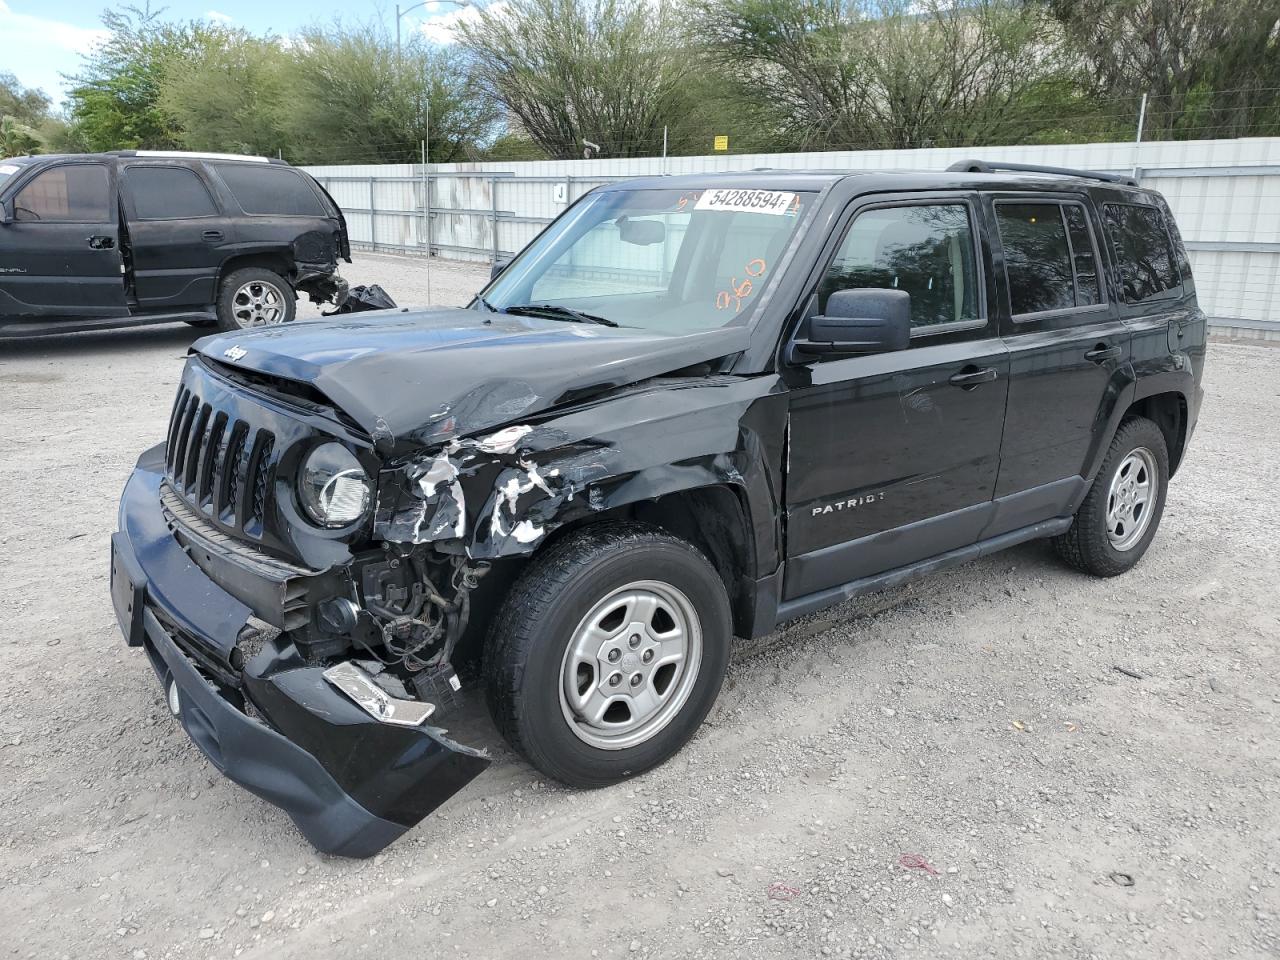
[0,151,350,338]
[111,161,1205,857]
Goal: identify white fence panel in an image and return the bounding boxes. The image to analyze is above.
[305,136,1280,326]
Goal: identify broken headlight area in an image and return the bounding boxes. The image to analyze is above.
[281,546,491,719]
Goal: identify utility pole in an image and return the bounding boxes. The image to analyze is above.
[396,0,473,54]
[1132,93,1148,182]
[422,118,432,303]
[662,126,668,175]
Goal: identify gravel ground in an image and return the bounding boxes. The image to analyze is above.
[1,252,1278,960]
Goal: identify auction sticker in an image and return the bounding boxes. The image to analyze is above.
[0,165,19,176]
[695,189,797,216]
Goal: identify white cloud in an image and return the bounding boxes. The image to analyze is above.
[416,1,508,44]
[0,1,108,103]
[205,10,235,24]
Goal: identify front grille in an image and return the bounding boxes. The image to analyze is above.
[165,385,278,540]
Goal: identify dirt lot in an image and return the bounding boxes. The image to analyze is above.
[1,252,1277,960]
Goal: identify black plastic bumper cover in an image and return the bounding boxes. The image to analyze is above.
[111,448,490,857]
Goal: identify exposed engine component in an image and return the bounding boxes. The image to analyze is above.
[355,548,489,676]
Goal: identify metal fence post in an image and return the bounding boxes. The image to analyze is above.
[491,176,500,261]
[368,177,377,249]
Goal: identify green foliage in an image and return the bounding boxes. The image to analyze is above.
[281,24,496,164]
[0,115,43,158]
[38,0,1280,161]
[458,0,709,159]
[0,73,53,127]
[65,5,218,151]
[159,28,291,156]
[689,0,1087,150]
[1049,0,1280,140]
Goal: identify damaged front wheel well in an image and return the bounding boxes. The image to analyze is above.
[537,485,756,639]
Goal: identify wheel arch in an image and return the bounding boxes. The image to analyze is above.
[216,251,297,293]
[1123,388,1189,476]
[532,483,760,640]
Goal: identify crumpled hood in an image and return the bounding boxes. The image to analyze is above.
[195,308,749,449]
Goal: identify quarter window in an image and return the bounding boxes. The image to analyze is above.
[126,165,217,219]
[210,162,325,217]
[1103,203,1181,303]
[820,203,980,329]
[1064,205,1101,305]
[14,164,111,222]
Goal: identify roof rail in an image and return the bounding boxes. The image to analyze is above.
[108,150,279,164]
[946,159,1138,187]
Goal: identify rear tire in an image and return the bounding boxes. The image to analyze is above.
[215,267,295,332]
[1053,416,1169,577]
[484,522,732,788]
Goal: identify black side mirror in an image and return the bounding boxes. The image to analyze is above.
[790,288,911,360]
[0,199,12,225]
[490,256,511,280]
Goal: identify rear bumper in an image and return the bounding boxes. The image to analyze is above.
[111,448,490,857]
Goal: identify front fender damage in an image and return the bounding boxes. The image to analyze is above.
[372,375,787,563]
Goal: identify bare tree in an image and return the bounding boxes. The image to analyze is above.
[458,0,699,158]
[691,0,1074,150]
[1049,0,1280,139]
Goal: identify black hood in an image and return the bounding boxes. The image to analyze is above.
[195,308,750,448]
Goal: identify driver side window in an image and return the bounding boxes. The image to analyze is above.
[14,164,111,223]
[819,203,980,330]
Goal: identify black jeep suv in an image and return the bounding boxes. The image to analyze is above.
[0,151,349,338]
[110,162,1205,856]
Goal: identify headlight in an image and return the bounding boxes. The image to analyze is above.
[298,442,371,528]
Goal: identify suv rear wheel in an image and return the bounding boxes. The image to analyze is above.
[1053,416,1169,577]
[216,267,295,332]
[484,522,732,787]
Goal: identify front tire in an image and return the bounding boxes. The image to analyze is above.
[1053,416,1169,577]
[215,267,295,332]
[484,522,732,787]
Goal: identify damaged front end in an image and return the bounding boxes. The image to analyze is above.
[110,359,493,858]
[111,309,771,856]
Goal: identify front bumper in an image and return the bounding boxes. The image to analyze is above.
[110,446,489,857]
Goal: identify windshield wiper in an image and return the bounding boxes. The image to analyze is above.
[503,303,619,328]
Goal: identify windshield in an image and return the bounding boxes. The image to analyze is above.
[481,187,816,334]
[0,161,26,191]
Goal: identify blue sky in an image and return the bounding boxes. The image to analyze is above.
[1,0,474,106]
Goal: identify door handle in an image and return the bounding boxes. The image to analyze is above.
[86,235,115,250]
[949,366,998,388]
[1085,344,1122,363]
[202,230,224,242]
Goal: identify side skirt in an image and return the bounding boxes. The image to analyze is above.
[772,515,1073,626]
[0,309,217,339]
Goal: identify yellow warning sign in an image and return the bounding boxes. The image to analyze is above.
[713,135,729,151]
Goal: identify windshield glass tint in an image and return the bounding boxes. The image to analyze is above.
[483,187,816,333]
[0,162,22,190]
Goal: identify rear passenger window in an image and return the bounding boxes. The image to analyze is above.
[210,163,325,216]
[995,203,1074,314]
[1103,203,1181,303]
[996,201,1106,317]
[125,166,217,219]
[820,203,980,330]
